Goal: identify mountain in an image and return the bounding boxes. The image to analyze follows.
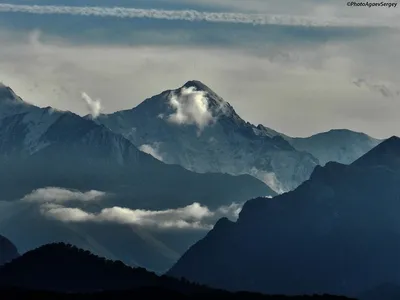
[0,235,19,266]
[0,243,354,299]
[0,83,273,272]
[284,129,382,166]
[94,80,319,192]
[0,83,272,207]
[168,136,400,297]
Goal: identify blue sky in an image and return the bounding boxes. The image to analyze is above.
[0,0,399,138]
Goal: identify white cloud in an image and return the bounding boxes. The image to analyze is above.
[21,187,107,203]
[166,86,215,131]
[40,201,243,230]
[81,92,102,118]
[0,3,397,28]
[139,143,164,161]
[12,187,243,230]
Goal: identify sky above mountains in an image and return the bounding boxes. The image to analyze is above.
[0,0,399,138]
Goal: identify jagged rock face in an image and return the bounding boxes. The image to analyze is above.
[95,80,380,193]
[95,80,319,193]
[0,235,19,265]
[168,137,400,298]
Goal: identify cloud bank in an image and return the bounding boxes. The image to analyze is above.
[0,3,397,28]
[17,187,242,230]
[81,92,102,118]
[41,200,242,230]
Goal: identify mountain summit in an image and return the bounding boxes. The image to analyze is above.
[96,80,318,192]
[0,83,29,120]
[352,136,400,169]
[0,83,20,102]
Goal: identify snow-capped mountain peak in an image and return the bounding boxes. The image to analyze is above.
[0,83,31,120]
[95,80,318,192]
[0,83,22,102]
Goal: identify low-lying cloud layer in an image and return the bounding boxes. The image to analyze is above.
[18,187,243,230]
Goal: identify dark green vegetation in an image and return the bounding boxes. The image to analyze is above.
[0,242,354,299]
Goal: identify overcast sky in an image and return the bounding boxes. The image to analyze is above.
[0,0,399,138]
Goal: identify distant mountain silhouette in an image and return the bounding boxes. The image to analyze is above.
[168,137,400,297]
[0,235,19,266]
[284,129,382,166]
[0,243,354,299]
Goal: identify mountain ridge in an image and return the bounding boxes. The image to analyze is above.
[0,242,355,299]
[167,136,400,297]
[0,83,273,272]
[0,235,19,266]
[95,80,319,192]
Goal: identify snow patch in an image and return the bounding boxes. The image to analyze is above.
[249,167,285,194]
[139,143,163,161]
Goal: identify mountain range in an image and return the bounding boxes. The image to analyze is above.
[168,136,400,298]
[0,79,383,274]
[0,82,271,207]
[94,80,381,192]
[0,82,272,272]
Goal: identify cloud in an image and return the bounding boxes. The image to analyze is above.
[0,3,397,28]
[40,201,243,230]
[11,187,242,230]
[81,92,102,118]
[0,16,400,139]
[138,143,163,161]
[21,187,107,203]
[166,86,215,131]
[353,78,400,98]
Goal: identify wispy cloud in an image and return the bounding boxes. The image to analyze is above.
[21,187,107,203]
[81,92,102,118]
[353,78,400,98]
[0,3,397,28]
